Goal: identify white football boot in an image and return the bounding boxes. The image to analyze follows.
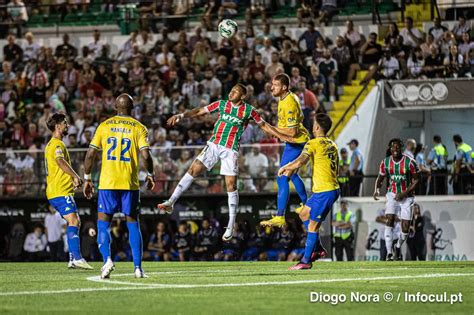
[134,267,148,278]
[157,200,174,214]
[100,258,115,279]
[72,258,94,270]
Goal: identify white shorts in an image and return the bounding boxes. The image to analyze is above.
[196,142,239,176]
[385,192,414,221]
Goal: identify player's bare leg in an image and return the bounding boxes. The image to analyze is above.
[222,175,238,241]
[158,160,207,214]
[97,212,115,279]
[394,219,410,261]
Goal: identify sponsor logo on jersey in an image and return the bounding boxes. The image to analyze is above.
[221,113,242,125]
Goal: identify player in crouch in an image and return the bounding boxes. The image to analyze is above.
[373,138,419,261]
[45,113,93,270]
[260,74,310,228]
[158,84,282,241]
[83,94,155,279]
[278,113,340,270]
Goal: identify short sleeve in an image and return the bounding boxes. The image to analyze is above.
[205,101,220,114]
[250,108,263,124]
[285,95,301,128]
[138,125,150,151]
[89,125,102,150]
[409,159,419,175]
[54,144,65,159]
[302,141,314,157]
[379,160,386,176]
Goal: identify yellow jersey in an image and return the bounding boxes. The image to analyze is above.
[90,115,150,190]
[45,137,74,199]
[277,92,310,144]
[303,137,340,193]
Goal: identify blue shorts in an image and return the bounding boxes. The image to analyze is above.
[306,189,340,222]
[266,249,288,261]
[98,190,140,216]
[48,195,77,217]
[281,142,306,167]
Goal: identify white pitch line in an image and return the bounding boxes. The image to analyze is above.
[1,273,473,296]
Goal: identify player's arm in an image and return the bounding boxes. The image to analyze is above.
[277,152,310,178]
[167,102,218,126]
[396,172,419,201]
[373,160,386,200]
[56,158,83,189]
[375,214,387,224]
[140,148,155,191]
[83,147,98,199]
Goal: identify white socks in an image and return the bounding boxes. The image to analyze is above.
[397,232,408,249]
[385,226,393,254]
[169,173,194,204]
[227,191,239,230]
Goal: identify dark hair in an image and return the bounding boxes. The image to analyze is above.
[433,135,441,143]
[405,17,413,23]
[453,134,463,143]
[273,73,290,89]
[46,113,66,132]
[414,143,423,157]
[386,138,404,156]
[235,83,247,95]
[315,113,332,134]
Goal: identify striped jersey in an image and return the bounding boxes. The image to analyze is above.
[205,100,263,151]
[379,155,419,195]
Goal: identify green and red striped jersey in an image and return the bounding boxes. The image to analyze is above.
[206,100,263,152]
[379,155,419,195]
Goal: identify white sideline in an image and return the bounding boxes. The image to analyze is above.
[0,273,473,296]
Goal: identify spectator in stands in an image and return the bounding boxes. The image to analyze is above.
[307,63,325,102]
[7,0,28,37]
[400,17,423,49]
[22,32,40,62]
[258,38,278,67]
[194,219,219,261]
[420,33,437,58]
[317,0,338,26]
[3,35,23,65]
[296,0,316,27]
[424,45,445,78]
[317,48,338,102]
[215,224,244,261]
[296,79,318,130]
[331,36,351,85]
[298,21,322,56]
[444,44,464,77]
[428,18,448,44]
[265,52,284,79]
[44,205,66,262]
[371,46,400,82]
[343,20,362,55]
[348,139,363,196]
[88,29,105,60]
[246,0,270,24]
[242,225,267,261]
[173,222,194,261]
[452,16,471,41]
[261,225,294,261]
[55,33,77,59]
[147,222,171,261]
[23,224,47,261]
[244,146,269,192]
[407,47,425,79]
[274,26,292,50]
[218,0,238,21]
[384,22,399,47]
[458,33,474,60]
[347,32,382,85]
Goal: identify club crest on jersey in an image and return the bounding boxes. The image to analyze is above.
[222,113,242,125]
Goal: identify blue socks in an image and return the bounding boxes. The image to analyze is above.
[302,232,319,264]
[276,175,290,216]
[302,220,323,253]
[127,221,143,269]
[97,220,111,263]
[290,173,308,204]
[66,226,82,260]
[303,220,309,231]
[277,175,308,216]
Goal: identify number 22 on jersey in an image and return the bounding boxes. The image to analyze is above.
[106,137,131,162]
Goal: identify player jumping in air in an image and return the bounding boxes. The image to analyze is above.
[83,94,155,279]
[45,113,93,270]
[278,113,340,270]
[373,138,419,261]
[260,74,310,228]
[158,84,282,241]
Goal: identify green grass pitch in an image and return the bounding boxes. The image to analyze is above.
[1,261,473,314]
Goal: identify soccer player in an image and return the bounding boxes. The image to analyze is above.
[278,113,340,270]
[158,84,280,241]
[45,113,93,270]
[83,94,155,279]
[260,73,310,228]
[373,138,419,261]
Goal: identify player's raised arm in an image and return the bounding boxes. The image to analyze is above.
[167,101,220,126]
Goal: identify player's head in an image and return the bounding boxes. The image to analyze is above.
[228,84,247,103]
[271,73,290,97]
[313,113,332,136]
[388,138,404,158]
[46,113,69,136]
[115,93,134,114]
